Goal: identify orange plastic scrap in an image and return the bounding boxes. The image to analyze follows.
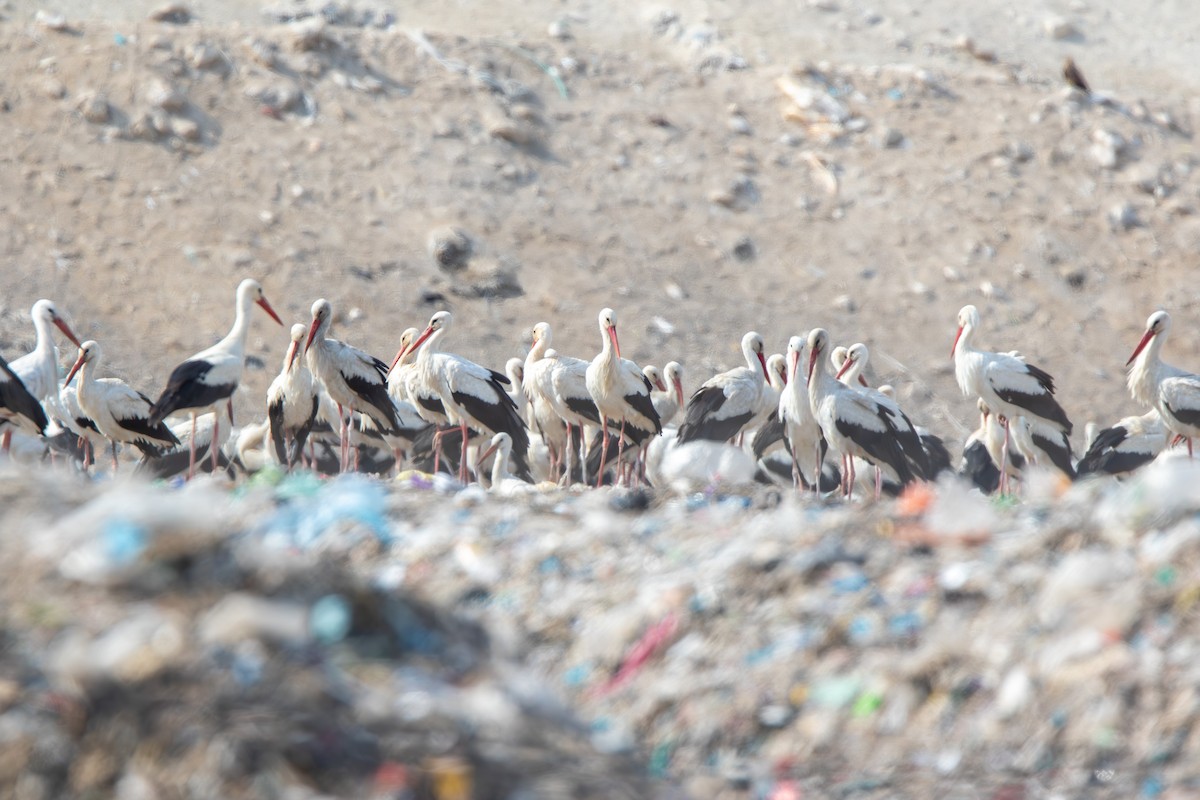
[427,756,472,800]
[591,612,681,697]
[896,483,934,517]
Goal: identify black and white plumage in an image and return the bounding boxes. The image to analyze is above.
[478,431,533,494]
[807,328,927,499]
[776,334,835,490]
[54,382,106,470]
[523,323,571,477]
[1010,414,1076,480]
[65,340,179,468]
[267,323,319,468]
[584,308,661,487]
[651,361,685,427]
[136,410,235,481]
[149,278,283,477]
[677,331,768,445]
[952,304,1072,492]
[0,351,49,441]
[1126,310,1200,458]
[1,300,81,452]
[305,298,402,473]
[402,311,530,483]
[960,406,1003,495]
[1077,410,1167,478]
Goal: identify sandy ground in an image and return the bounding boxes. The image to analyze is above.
[2,0,1200,449]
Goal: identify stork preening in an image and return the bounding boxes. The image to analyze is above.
[952,304,1072,494]
[65,341,179,469]
[1126,310,1200,458]
[677,331,768,445]
[1077,409,1167,478]
[400,311,530,483]
[585,308,661,486]
[149,279,283,477]
[267,323,319,469]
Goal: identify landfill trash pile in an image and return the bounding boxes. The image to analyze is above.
[2,461,1200,798]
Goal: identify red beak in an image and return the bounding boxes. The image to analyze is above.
[64,351,86,387]
[258,297,284,326]
[479,440,501,464]
[673,377,684,408]
[835,357,853,381]
[304,316,322,352]
[654,377,667,393]
[807,344,820,383]
[608,326,621,359]
[788,350,801,383]
[392,326,435,373]
[757,351,769,381]
[1126,329,1155,366]
[951,325,963,360]
[285,339,300,372]
[858,375,869,387]
[54,317,82,349]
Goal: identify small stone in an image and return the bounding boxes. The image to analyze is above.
[35,10,71,32]
[1007,140,1034,163]
[145,78,186,113]
[190,42,227,71]
[76,90,110,124]
[39,77,68,100]
[170,116,200,141]
[487,119,537,146]
[879,127,904,148]
[290,18,334,52]
[731,235,756,261]
[427,226,473,272]
[728,115,752,135]
[547,18,571,40]
[149,3,191,23]
[245,81,301,113]
[757,704,794,728]
[833,293,856,313]
[1043,15,1079,40]
[1090,129,1124,170]
[1108,202,1139,231]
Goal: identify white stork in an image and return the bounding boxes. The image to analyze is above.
[54,382,106,470]
[522,323,570,477]
[505,358,528,421]
[952,304,1073,483]
[649,361,685,427]
[304,298,403,473]
[959,399,1004,494]
[0,352,49,446]
[478,431,533,495]
[677,331,769,445]
[585,308,661,487]
[136,408,234,481]
[1126,310,1200,457]
[776,334,836,491]
[977,400,1027,494]
[547,348,602,485]
[1077,409,1167,478]
[1,299,82,452]
[1008,414,1075,480]
[65,340,180,469]
[266,323,319,469]
[807,328,927,498]
[400,311,530,483]
[149,278,283,477]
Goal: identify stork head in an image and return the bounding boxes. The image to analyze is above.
[400,311,452,365]
[506,357,524,385]
[387,327,421,374]
[742,331,768,380]
[32,299,83,348]
[768,353,787,388]
[285,323,306,371]
[598,308,620,358]
[835,342,872,387]
[1127,310,1170,366]
[664,361,685,407]
[806,328,830,382]
[239,279,284,326]
[952,304,980,359]
[64,340,100,387]
[643,365,666,393]
[479,431,513,465]
[305,298,333,351]
[531,321,552,347]
[786,335,805,383]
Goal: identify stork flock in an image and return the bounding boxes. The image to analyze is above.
[0,280,1195,499]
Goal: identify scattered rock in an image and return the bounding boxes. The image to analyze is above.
[34,10,72,33]
[1043,15,1079,40]
[879,127,905,149]
[452,264,524,300]
[244,81,302,113]
[39,77,68,100]
[487,119,538,147]
[1090,129,1125,170]
[289,17,336,52]
[170,116,201,141]
[427,226,473,273]
[129,110,172,141]
[144,79,187,113]
[1108,202,1139,232]
[149,3,191,24]
[1006,140,1035,163]
[189,42,228,71]
[833,293,856,312]
[547,18,572,40]
[75,91,110,124]
[731,235,756,261]
[728,114,752,136]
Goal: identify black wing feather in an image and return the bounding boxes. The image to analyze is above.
[149,359,231,424]
[268,397,288,464]
[0,354,49,434]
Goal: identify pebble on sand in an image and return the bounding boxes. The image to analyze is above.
[427,226,474,272]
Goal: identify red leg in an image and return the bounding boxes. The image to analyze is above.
[187,413,197,480]
[596,416,609,488]
[211,413,220,472]
[1,429,10,454]
[616,419,627,486]
[459,422,470,482]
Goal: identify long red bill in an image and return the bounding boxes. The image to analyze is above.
[304,317,322,351]
[608,326,621,360]
[1126,329,1154,366]
[258,297,284,326]
[757,351,769,381]
[64,353,85,387]
[807,345,820,382]
[950,326,963,360]
[673,377,684,408]
[285,339,300,372]
[55,318,82,348]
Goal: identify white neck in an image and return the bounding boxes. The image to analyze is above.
[491,445,511,485]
